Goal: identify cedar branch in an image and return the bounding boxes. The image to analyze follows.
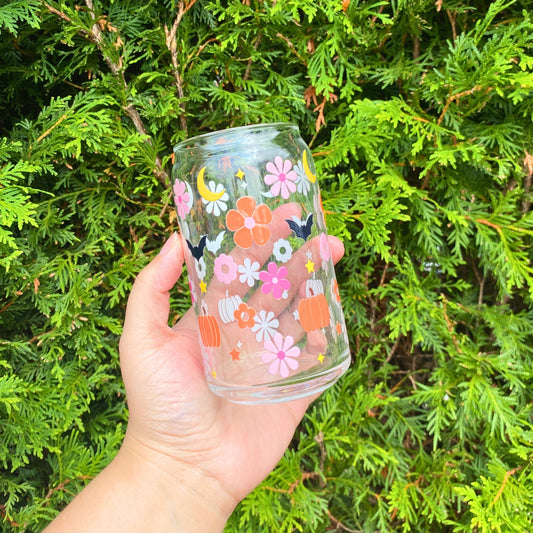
[44,1,169,186]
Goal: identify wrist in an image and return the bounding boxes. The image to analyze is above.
[114,432,236,532]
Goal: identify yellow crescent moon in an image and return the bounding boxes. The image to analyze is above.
[197,167,226,202]
[302,151,317,183]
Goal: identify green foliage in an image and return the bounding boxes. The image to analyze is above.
[1,0,532,531]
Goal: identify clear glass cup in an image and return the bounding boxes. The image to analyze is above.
[172,123,350,404]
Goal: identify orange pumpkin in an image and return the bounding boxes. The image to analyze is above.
[199,314,221,348]
[298,293,330,332]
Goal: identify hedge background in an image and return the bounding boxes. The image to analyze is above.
[1,0,533,531]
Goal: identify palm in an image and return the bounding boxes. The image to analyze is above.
[119,232,343,507]
[123,305,310,503]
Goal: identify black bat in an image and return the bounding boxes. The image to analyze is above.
[186,235,207,261]
[286,213,314,241]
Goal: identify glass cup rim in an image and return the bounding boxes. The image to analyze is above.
[173,122,299,153]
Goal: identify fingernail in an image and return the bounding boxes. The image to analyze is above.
[158,232,177,256]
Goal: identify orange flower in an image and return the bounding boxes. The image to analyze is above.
[234,302,256,329]
[226,196,272,249]
[333,280,341,302]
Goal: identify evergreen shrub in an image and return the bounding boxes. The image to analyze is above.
[1,0,533,531]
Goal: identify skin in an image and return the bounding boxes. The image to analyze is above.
[44,232,344,532]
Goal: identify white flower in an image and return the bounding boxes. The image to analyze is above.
[252,310,279,343]
[195,256,207,279]
[203,181,229,216]
[294,160,311,195]
[238,257,260,287]
[272,238,293,263]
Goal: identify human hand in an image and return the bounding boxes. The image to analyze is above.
[45,229,345,533]
[117,230,345,529]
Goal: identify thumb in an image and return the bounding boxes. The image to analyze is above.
[122,232,185,342]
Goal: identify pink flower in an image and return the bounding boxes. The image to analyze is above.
[173,179,191,219]
[214,254,238,284]
[264,156,297,199]
[259,261,290,299]
[319,233,331,262]
[262,333,301,377]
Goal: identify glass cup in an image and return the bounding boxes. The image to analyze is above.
[172,123,350,404]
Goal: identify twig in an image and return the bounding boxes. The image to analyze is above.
[264,471,322,503]
[36,113,69,142]
[43,475,94,504]
[164,0,197,135]
[383,336,400,365]
[243,34,262,83]
[490,467,521,507]
[446,9,458,42]
[0,300,15,315]
[314,431,327,488]
[326,510,361,532]
[276,32,308,65]
[522,150,533,214]
[437,85,490,126]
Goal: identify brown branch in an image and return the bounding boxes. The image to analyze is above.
[164,0,197,135]
[0,505,19,528]
[370,3,386,27]
[243,34,262,83]
[28,327,57,345]
[446,9,458,42]
[43,475,94,505]
[383,336,401,365]
[437,85,490,126]
[327,510,361,533]
[276,32,308,65]
[413,35,420,60]
[264,471,322,504]
[36,113,69,142]
[491,467,521,507]
[522,150,533,213]
[0,300,15,315]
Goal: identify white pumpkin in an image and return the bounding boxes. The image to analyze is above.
[305,278,324,298]
[218,291,242,324]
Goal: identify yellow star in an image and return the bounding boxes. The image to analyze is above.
[305,259,315,273]
[212,370,217,378]
[199,280,207,293]
[317,353,325,364]
[235,168,245,180]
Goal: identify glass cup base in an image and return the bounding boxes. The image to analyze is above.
[207,353,351,405]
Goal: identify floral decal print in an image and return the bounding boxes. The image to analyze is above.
[259,262,290,300]
[234,302,256,329]
[252,310,279,343]
[173,179,191,219]
[319,233,331,262]
[213,253,238,284]
[261,333,301,378]
[272,238,293,263]
[264,156,297,199]
[238,257,261,287]
[226,196,272,249]
[195,256,207,280]
[294,159,311,196]
[202,181,229,216]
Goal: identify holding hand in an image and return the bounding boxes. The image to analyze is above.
[45,232,345,532]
